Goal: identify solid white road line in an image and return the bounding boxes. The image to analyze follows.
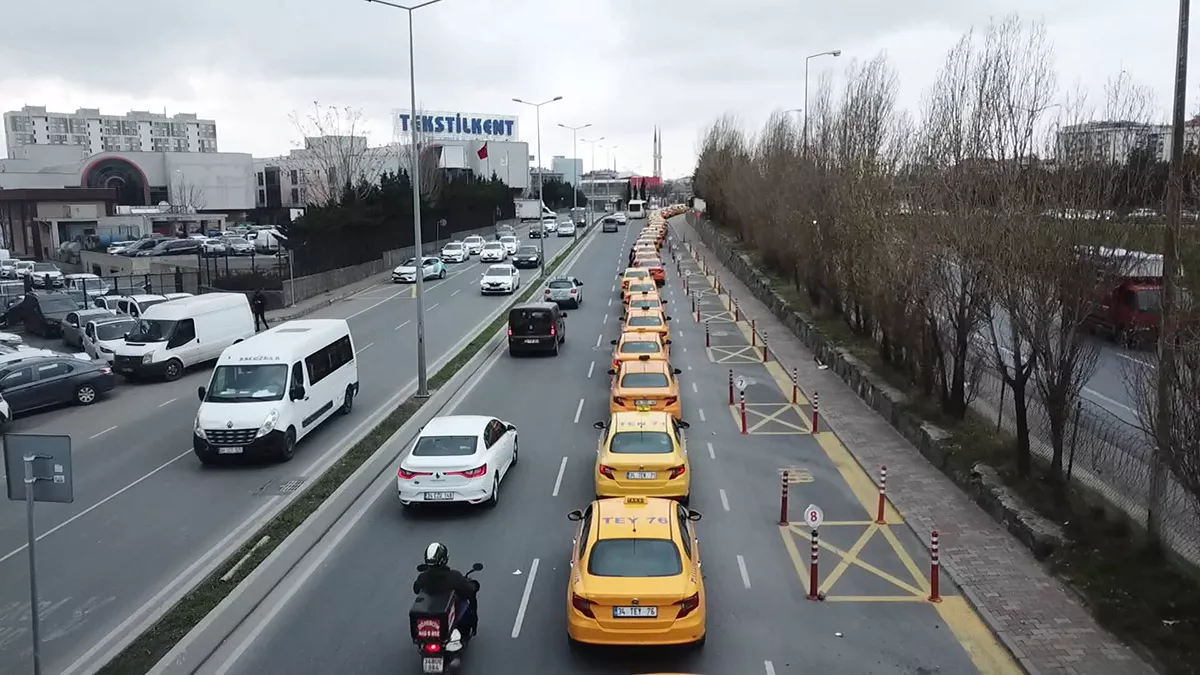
[89,425,118,440]
[552,457,568,497]
[587,361,595,379]
[573,398,585,424]
[0,449,192,565]
[706,442,715,459]
[764,661,777,675]
[157,397,177,408]
[511,558,540,638]
[737,554,752,588]
[719,488,730,511]
[394,320,411,331]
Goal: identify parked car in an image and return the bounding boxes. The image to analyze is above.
[29,262,64,288]
[3,292,80,337]
[62,308,118,349]
[220,236,255,255]
[83,316,138,364]
[0,355,117,414]
[118,238,165,257]
[200,238,227,256]
[64,273,110,299]
[139,238,202,257]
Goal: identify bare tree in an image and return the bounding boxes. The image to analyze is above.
[171,175,207,213]
[287,102,394,205]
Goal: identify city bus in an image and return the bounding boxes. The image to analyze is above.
[627,199,648,219]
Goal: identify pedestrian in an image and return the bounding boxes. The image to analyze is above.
[252,287,269,332]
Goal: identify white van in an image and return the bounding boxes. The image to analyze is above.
[192,319,359,463]
[112,293,255,381]
[627,199,647,219]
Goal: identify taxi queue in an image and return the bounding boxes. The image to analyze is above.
[563,204,713,652]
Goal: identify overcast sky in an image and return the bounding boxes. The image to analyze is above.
[1,0,1196,179]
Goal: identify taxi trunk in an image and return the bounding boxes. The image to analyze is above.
[612,388,680,418]
[598,454,688,497]
[572,576,697,634]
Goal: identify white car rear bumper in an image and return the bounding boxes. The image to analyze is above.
[397,476,492,505]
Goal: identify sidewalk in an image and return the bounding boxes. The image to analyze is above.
[671,217,1155,675]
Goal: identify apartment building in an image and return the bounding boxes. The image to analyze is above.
[4,106,219,157]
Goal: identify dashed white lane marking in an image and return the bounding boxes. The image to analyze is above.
[737,554,752,589]
[607,297,613,307]
[356,343,373,354]
[157,397,177,408]
[587,361,595,378]
[451,289,460,297]
[691,382,698,393]
[765,661,777,675]
[552,457,568,497]
[698,409,706,422]
[611,284,616,293]
[602,313,608,324]
[573,398,585,424]
[89,425,118,440]
[719,488,730,511]
[427,302,439,311]
[394,320,411,331]
[595,334,602,348]
[707,442,715,459]
[511,558,540,638]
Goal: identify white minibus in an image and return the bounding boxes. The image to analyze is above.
[112,293,255,380]
[627,199,647,219]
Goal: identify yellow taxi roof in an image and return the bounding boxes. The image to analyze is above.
[622,268,649,276]
[594,496,676,539]
[635,257,663,265]
[619,330,661,343]
[618,359,670,375]
[626,307,666,319]
[609,409,673,432]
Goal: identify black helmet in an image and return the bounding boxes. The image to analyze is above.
[424,542,449,567]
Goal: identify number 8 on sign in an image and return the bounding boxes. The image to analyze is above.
[804,504,824,529]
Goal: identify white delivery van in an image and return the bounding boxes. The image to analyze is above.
[112,293,255,381]
[627,199,647,219]
[192,319,359,463]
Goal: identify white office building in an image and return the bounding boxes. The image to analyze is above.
[4,106,219,158]
[1055,121,1173,165]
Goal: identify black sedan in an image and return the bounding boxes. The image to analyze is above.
[0,355,116,414]
[512,245,542,269]
[3,292,81,337]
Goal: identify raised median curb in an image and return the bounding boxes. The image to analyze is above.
[86,219,600,675]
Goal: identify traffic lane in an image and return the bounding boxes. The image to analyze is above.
[0,232,590,673]
[214,210,626,674]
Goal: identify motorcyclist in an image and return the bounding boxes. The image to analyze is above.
[413,542,478,640]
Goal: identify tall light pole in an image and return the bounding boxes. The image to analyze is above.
[558,122,591,223]
[513,95,563,275]
[581,136,604,221]
[803,49,841,156]
[364,0,444,398]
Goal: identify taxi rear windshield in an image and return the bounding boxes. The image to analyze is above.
[630,300,661,309]
[624,270,648,278]
[620,341,660,354]
[610,431,673,454]
[628,284,656,293]
[620,373,669,388]
[588,539,682,577]
[548,280,574,289]
[627,316,663,327]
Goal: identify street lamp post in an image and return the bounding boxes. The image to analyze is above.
[513,96,563,275]
[558,122,591,224]
[364,0,444,398]
[581,136,604,222]
[803,49,841,156]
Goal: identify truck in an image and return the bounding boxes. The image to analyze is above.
[1082,247,1164,348]
[515,199,551,222]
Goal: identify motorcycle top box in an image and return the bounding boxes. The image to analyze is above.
[410,590,457,643]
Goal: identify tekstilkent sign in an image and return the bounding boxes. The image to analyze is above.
[394,110,520,142]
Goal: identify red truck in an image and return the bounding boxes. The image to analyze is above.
[1082,247,1163,348]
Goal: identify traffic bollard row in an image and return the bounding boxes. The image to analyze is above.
[811,392,820,433]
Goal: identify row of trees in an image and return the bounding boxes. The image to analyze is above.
[694,16,1200,536]
[536,177,588,210]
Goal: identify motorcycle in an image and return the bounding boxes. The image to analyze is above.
[409,562,483,674]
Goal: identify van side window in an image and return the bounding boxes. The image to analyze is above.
[170,319,196,347]
[305,335,354,385]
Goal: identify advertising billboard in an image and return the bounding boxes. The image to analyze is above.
[394,110,520,142]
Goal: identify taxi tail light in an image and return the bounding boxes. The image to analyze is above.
[598,464,616,479]
[448,464,487,479]
[668,464,687,479]
[612,359,621,371]
[571,593,596,618]
[398,467,431,480]
[675,592,700,619]
[664,396,678,406]
[613,397,627,406]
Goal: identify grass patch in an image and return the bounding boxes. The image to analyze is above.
[97,231,591,675]
[709,225,1200,674]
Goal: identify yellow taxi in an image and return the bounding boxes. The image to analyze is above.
[592,410,691,502]
[619,268,652,293]
[606,359,683,419]
[622,307,672,342]
[566,496,705,648]
[623,288,667,316]
[634,255,666,286]
[622,281,659,306]
[609,335,671,374]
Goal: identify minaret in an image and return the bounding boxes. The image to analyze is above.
[653,127,662,178]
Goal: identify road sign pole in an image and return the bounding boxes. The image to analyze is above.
[23,455,42,675]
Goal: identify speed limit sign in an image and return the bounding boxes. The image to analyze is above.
[804,504,824,529]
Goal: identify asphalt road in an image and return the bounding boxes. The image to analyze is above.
[0,222,587,673]
[200,220,1001,675]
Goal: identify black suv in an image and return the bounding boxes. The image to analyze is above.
[2,292,81,337]
[143,238,202,257]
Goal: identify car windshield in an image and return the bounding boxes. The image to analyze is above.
[126,319,175,342]
[500,237,516,243]
[620,372,670,388]
[548,280,574,289]
[205,364,289,402]
[627,316,663,328]
[587,539,682,577]
[39,297,78,313]
[609,431,673,454]
[620,341,660,354]
[412,435,478,456]
[401,258,417,266]
[486,266,511,276]
[32,263,58,272]
[483,243,503,250]
[465,237,483,243]
[517,246,538,255]
[444,243,463,250]
[95,319,136,341]
[75,278,105,290]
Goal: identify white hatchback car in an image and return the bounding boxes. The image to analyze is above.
[463,236,486,256]
[499,235,519,255]
[479,241,507,262]
[396,415,518,508]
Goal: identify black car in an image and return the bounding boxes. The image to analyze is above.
[143,238,202,257]
[118,238,165,257]
[507,302,567,356]
[512,245,541,268]
[602,217,619,232]
[3,292,81,337]
[0,355,116,414]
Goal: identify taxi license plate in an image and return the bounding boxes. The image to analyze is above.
[422,656,445,673]
[217,447,243,455]
[635,399,656,406]
[626,471,657,480]
[424,492,454,501]
[613,606,657,618]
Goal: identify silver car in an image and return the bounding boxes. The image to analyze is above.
[544,276,584,308]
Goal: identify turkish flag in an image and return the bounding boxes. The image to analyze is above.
[477,143,489,160]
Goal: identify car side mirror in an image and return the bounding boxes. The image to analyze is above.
[197,386,206,401]
[606,369,616,376]
[678,420,690,429]
[687,509,703,522]
[506,423,517,432]
[290,385,306,400]
[660,299,668,304]
[567,510,584,522]
[471,562,484,571]
[561,313,568,318]
[609,339,618,346]
[673,368,682,374]
[592,421,607,430]
[663,338,672,345]
[665,316,672,321]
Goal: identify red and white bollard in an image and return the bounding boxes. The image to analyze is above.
[751,319,757,346]
[779,470,789,525]
[928,531,941,603]
[791,366,799,404]
[875,466,888,524]
[705,321,711,347]
[811,392,820,433]
[728,369,734,405]
[739,390,747,434]
[762,330,769,362]
[808,529,821,600]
